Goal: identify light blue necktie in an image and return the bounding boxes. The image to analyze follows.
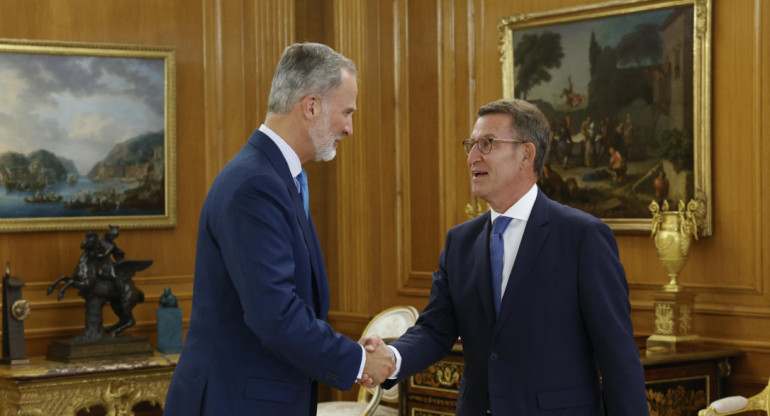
[490,216,512,317]
[297,169,309,218]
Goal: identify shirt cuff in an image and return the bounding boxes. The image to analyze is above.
[356,344,366,380]
[387,345,402,379]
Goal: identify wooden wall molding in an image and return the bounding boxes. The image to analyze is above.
[203,0,277,185]
[202,0,227,186]
[396,0,468,297]
[752,0,767,305]
[394,0,416,296]
[394,0,478,298]
[327,310,370,324]
[254,0,293,127]
[703,339,770,353]
[331,0,373,315]
[23,319,189,340]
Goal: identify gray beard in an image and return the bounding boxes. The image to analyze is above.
[310,114,338,162]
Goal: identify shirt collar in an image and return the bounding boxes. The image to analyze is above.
[259,124,302,178]
[490,183,538,224]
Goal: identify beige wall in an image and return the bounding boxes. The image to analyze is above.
[0,0,767,404]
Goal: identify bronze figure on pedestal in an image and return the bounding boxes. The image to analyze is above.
[46,226,154,361]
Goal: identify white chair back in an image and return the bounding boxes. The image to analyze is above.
[361,306,419,403]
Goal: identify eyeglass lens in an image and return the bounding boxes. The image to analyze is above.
[463,138,493,155]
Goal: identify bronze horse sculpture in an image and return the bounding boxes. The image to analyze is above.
[48,227,152,342]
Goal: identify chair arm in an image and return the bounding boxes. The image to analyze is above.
[699,396,749,416]
[360,385,383,416]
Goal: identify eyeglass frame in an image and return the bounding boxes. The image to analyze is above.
[462,136,527,155]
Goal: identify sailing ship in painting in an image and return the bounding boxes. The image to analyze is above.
[0,131,165,218]
[24,191,63,204]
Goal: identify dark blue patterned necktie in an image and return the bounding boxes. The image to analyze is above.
[490,216,512,316]
[297,169,309,218]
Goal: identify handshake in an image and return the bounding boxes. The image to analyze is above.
[357,335,396,387]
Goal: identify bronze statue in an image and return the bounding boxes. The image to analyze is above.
[48,226,152,342]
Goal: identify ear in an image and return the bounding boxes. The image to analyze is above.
[521,142,536,165]
[301,94,321,119]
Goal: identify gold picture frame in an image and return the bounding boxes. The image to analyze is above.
[499,0,712,235]
[0,38,176,232]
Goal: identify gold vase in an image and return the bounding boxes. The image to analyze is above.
[649,200,699,292]
[646,199,702,355]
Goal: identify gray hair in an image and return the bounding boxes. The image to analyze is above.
[476,98,550,178]
[267,43,358,114]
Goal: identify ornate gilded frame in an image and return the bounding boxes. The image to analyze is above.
[0,39,176,232]
[498,0,712,235]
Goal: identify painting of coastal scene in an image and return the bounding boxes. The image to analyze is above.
[0,40,176,231]
[500,2,708,233]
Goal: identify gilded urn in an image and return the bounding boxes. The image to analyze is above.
[649,200,699,292]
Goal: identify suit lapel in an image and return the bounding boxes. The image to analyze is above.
[472,212,496,324]
[251,130,326,314]
[495,190,551,333]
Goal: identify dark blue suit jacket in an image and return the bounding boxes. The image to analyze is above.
[386,190,648,415]
[165,130,361,416]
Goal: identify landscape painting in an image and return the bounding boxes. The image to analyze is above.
[0,39,176,232]
[499,0,712,234]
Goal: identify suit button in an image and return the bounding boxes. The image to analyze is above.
[490,353,498,361]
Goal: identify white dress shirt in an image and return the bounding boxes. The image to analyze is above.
[259,124,303,193]
[489,183,538,300]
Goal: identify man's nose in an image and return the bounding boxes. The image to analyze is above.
[466,143,482,164]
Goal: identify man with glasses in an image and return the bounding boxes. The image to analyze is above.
[374,99,648,415]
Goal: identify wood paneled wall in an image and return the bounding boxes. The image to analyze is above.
[0,0,768,405]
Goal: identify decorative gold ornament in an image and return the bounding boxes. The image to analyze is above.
[435,362,461,387]
[650,199,700,292]
[412,360,464,392]
[647,199,704,355]
[464,201,489,219]
[654,303,674,335]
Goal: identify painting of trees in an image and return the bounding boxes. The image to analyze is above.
[513,31,564,100]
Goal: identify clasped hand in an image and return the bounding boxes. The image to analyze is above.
[357,335,395,387]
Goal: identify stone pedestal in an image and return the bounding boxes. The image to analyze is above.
[47,334,153,363]
[156,307,182,354]
[646,289,700,355]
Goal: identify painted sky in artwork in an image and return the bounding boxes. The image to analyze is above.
[513,8,673,110]
[0,53,164,174]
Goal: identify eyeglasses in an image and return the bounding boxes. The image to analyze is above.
[462,137,525,155]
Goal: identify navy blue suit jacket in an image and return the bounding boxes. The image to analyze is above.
[165,130,361,416]
[386,190,648,415]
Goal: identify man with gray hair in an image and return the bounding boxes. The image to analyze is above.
[165,43,394,416]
